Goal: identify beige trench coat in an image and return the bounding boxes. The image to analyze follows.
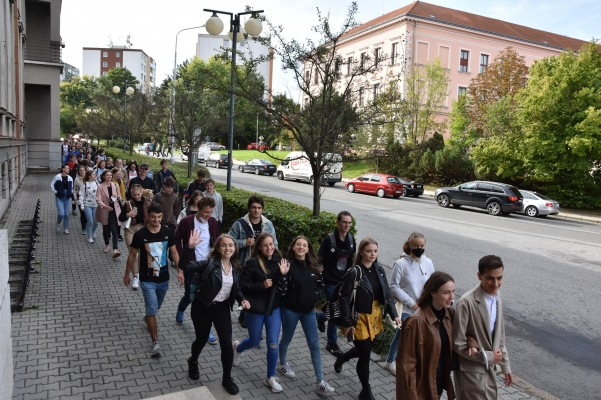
[95,182,122,226]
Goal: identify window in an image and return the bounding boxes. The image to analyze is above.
[373,83,380,99]
[459,50,469,72]
[116,62,121,67]
[370,175,381,182]
[374,48,381,67]
[103,51,108,57]
[305,70,310,83]
[359,87,365,107]
[347,56,353,76]
[102,71,108,76]
[458,86,467,97]
[116,52,121,58]
[480,54,489,73]
[360,52,367,71]
[304,98,309,106]
[102,61,108,67]
[391,43,398,65]
[314,69,318,84]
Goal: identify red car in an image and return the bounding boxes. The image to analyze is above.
[247,142,270,151]
[345,174,404,198]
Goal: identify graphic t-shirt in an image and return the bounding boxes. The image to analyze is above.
[130,226,175,283]
[251,221,262,239]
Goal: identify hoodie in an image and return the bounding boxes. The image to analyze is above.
[389,253,435,310]
[152,190,181,225]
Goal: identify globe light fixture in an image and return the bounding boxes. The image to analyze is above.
[244,15,263,37]
[228,25,245,43]
[206,13,224,35]
[112,85,120,94]
[126,86,135,96]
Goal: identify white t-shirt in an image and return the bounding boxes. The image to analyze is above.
[193,217,211,261]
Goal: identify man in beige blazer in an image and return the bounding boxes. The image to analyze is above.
[453,255,513,399]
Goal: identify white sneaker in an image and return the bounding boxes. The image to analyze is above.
[263,376,283,393]
[64,229,70,234]
[151,341,161,357]
[92,232,97,239]
[316,380,335,395]
[232,341,242,366]
[384,361,396,376]
[277,362,295,378]
[88,237,94,244]
[132,276,139,289]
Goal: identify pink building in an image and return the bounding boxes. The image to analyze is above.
[333,1,588,135]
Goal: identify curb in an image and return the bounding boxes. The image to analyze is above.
[512,375,561,400]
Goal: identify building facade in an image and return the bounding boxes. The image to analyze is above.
[196,34,273,95]
[81,47,156,88]
[60,62,79,81]
[329,1,588,136]
[0,0,63,220]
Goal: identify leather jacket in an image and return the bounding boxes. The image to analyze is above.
[238,255,287,316]
[179,257,243,310]
[339,263,398,327]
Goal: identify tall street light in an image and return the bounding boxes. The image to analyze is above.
[113,84,135,152]
[204,8,264,191]
[171,25,204,164]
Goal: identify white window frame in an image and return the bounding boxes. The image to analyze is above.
[116,52,121,58]
[457,85,468,98]
[479,53,490,73]
[102,61,108,67]
[459,48,471,73]
[391,42,399,65]
[102,51,108,57]
[438,45,451,69]
[116,62,121,68]
[416,41,430,65]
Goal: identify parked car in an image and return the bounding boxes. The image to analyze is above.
[204,153,229,168]
[181,146,211,163]
[247,142,270,151]
[277,151,342,186]
[398,177,424,197]
[435,181,523,216]
[238,159,276,175]
[275,144,289,150]
[518,190,560,217]
[203,141,226,151]
[345,174,404,198]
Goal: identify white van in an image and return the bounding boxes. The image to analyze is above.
[182,145,211,163]
[276,151,342,186]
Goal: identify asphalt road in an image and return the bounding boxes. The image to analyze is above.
[204,166,601,400]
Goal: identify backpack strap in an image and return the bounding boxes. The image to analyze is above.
[238,217,254,239]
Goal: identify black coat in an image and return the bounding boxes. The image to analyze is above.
[238,255,287,316]
[282,258,324,314]
[179,257,243,310]
[338,263,398,327]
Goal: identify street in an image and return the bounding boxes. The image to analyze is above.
[208,166,601,400]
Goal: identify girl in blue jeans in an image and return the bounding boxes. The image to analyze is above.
[78,170,99,243]
[50,164,74,234]
[234,232,289,393]
[278,236,335,395]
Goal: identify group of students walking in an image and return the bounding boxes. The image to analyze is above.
[52,152,512,399]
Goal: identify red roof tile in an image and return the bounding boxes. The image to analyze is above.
[342,1,588,51]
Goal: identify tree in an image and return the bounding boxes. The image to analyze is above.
[448,94,479,152]
[467,47,528,135]
[106,67,139,94]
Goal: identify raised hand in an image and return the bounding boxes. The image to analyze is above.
[188,228,202,249]
[279,258,290,275]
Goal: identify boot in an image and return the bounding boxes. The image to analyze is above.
[358,385,375,400]
[188,358,199,380]
[334,353,346,373]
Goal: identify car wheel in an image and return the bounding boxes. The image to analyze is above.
[377,188,386,198]
[347,184,355,193]
[239,166,244,173]
[393,195,400,198]
[277,171,284,180]
[525,205,539,217]
[401,187,408,197]
[328,182,335,187]
[310,176,314,185]
[269,173,274,176]
[487,201,502,216]
[412,194,420,198]
[437,194,450,208]
[452,204,462,208]
[255,169,260,175]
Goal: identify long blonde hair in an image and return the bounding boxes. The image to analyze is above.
[354,237,378,265]
[249,232,281,274]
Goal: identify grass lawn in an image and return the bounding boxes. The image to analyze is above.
[341,161,372,178]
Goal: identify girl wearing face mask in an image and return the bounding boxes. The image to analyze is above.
[277,236,335,395]
[383,232,435,376]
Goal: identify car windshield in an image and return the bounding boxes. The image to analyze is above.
[398,178,411,184]
[387,177,401,184]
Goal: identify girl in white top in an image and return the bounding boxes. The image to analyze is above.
[78,170,99,242]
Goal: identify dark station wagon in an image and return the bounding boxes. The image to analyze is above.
[434,181,523,216]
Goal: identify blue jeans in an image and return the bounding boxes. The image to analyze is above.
[55,196,71,228]
[386,312,412,363]
[140,281,169,316]
[280,307,323,383]
[236,308,281,378]
[316,285,339,344]
[177,271,194,313]
[83,206,99,237]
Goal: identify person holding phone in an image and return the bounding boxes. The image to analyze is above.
[96,170,122,257]
[334,238,399,400]
[121,184,150,289]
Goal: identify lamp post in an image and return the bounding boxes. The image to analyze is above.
[113,84,135,152]
[171,25,205,164]
[204,8,264,191]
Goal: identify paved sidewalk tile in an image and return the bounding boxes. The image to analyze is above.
[6,173,541,400]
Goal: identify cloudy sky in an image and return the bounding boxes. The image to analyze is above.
[61,0,600,95]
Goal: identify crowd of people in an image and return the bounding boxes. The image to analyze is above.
[51,140,512,399]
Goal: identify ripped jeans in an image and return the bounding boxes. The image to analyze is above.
[235,307,281,378]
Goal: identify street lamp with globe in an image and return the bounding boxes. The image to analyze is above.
[113,85,135,151]
[204,8,264,191]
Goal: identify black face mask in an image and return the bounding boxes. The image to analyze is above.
[411,248,425,258]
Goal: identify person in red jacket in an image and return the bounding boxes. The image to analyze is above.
[174,196,219,325]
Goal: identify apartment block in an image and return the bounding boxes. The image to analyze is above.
[82,46,156,88]
[60,61,80,81]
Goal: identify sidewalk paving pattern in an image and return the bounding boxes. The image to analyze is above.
[6,173,542,400]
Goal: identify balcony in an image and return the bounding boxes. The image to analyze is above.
[24,39,62,64]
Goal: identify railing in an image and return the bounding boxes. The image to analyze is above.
[9,199,40,311]
[24,39,61,63]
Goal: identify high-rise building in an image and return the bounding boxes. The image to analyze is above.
[82,46,156,88]
[61,62,80,81]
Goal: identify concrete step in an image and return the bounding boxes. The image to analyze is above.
[145,384,242,400]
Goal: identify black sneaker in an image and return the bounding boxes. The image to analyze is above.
[317,315,326,333]
[222,377,240,395]
[326,342,343,356]
[334,353,345,373]
[188,358,200,380]
[118,235,124,242]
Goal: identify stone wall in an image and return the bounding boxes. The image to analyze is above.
[0,230,13,400]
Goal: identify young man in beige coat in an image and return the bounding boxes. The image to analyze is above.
[453,255,513,399]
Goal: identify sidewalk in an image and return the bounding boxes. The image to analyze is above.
[6,173,544,400]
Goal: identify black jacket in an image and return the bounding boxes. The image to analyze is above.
[238,255,287,316]
[127,176,157,199]
[338,263,398,327]
[153,168,177,193]
[318,229,356,286]
[179,257,243,310]
[282,258,324,314]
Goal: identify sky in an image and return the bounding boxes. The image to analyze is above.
[61,0,600,96]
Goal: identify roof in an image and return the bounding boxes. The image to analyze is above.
[342,1,588,51]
